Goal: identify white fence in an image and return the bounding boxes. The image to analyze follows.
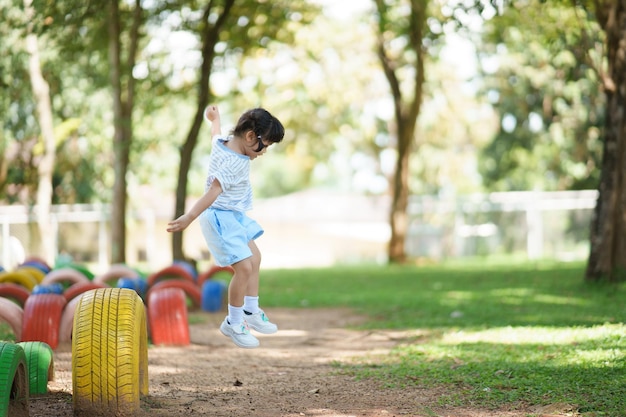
[0,190,598,271]
[406,190,597,261]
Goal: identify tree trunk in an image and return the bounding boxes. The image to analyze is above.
[586,2,626,282]
[375,0,427,263]
[108,0,125,264]
[172,0,235,262]
[388,126,412,263]
[25,0,56,265]
[108,0,142,264]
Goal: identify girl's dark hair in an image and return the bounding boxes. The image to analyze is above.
[232,108,285,144]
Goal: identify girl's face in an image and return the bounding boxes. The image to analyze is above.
[244,131,272,160]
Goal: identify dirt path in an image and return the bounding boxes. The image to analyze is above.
[32,308,530,417]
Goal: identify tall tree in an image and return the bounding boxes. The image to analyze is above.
[373,0,429,263]
[108,0,143,263]
[24,0,56,264]
[172,0,235,262]
[586,1,626,282]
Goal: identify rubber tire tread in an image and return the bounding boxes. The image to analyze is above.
[0,298,24,341]
[16,342,53,395]
[0,342,29,417]
[21,294,66,349]
[147,279,201,309]
[72,288,148,416]
[147,287,190,346]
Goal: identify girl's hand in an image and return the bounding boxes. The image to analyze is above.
[166,213,193,233]
[205,105,220,122]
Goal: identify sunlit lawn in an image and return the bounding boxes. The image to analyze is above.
[261,260,626,416]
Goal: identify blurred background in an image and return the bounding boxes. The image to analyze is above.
[0,0,612,275]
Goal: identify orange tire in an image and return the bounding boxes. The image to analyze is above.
[0,283,31,307]
[147,279,201,309]
[146,264,195,287]
[0,297,24,341]
[148,287,190,346]
[21,294,67,349]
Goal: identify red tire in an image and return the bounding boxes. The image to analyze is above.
[146,264,195,287]
[197,265,234,288]
[63,282,108,302]
[93,264,140,286]
[147,279,201,309]
[147,287,190,346]
[41,268,89,288]
[0,297,24,341]
[58,296,81,344]
[0,283,31,307]
[21,294,67,349]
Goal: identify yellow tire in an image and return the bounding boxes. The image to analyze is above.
[0,271,37,291]
[16,266,45,284]
[72,288,148,415]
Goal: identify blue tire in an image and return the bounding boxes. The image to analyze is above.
[201,280,227,312]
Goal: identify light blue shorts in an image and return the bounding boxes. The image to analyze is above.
[199,209,264,267]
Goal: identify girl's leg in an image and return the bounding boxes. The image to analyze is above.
[245,240,261,297]
[221,256,260,348]
[228,256,255,324]
[242,240,277,334]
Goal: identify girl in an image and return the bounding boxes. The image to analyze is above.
[167,105,285,348]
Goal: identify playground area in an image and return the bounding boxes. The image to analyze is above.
[30,307,534,417]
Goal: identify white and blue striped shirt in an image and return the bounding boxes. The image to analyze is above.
[206,135,253,212]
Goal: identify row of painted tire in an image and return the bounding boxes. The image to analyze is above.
[0,258,233,349]
[1,288,150,416]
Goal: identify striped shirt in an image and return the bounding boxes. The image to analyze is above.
[205,135,253,212]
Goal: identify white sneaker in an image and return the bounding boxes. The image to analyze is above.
[220,318,259,348]
[244,309,278,334]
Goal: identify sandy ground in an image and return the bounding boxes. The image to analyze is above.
[29,308,537,417]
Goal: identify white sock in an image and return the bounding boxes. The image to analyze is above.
[228,304,244,325]
[243,296,260,314]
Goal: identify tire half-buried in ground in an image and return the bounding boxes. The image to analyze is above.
[0,342,29,417]
[72,288,148,416]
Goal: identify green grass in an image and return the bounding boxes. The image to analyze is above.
[0,322,15,342]
[260,260,626,416]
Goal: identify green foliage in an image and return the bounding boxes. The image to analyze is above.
[478,0,604,191]
[259,262,625,414]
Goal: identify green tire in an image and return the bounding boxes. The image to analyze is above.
[16,342,54,395]
[0,342,29,417]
